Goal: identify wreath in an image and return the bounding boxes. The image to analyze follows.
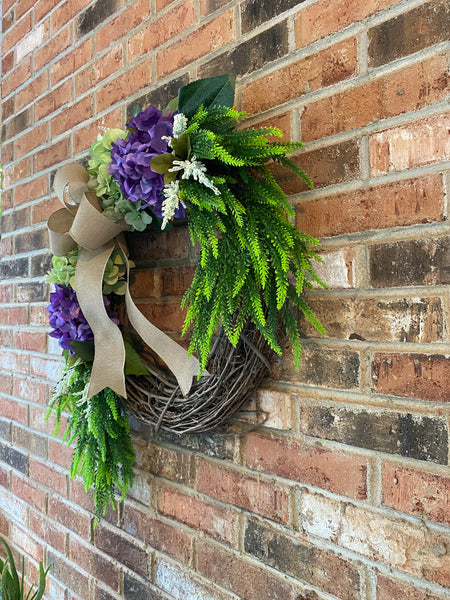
[45,74,325,519]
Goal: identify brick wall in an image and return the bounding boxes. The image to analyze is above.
[1,0,449,599]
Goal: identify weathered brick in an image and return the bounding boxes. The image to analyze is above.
[0,442,27,473]
[241,0,305,33]
[15,282,48,303]
[0,349,29,375]
[241,389,293,430]
[158,10,234,78]
[246,432,367,499]
[196,460,291,523]
[136,301,186,334]
[297,174,444,238]
[10,522,43,562]
[2,156,31,187]
[70,539,120,591]
[127,223,191,262]
[242,38,357,115]
[244,518,361,599]
[157,485,239,545]
[127,74,189,122]
[1,207,30,233]
[1,12,32,55]
[48,496,91,537]
[295,0,406,47]
[95,0,149,52]
[2,109,31,142]
[372,353,450,403]
[302,55,449,142]
[77,0,119,36]
[377,574,450,600]
[370,112,450,176]
[0,398,27,425]
[124,572,166,600]
[95,523,149,576]
[15,21,49,63]
[33,25,72,72]
[369,0,450,68]
[134,440,191,483]
[313,249,356,289]
[29,510,66,553]
[50,0,92,33]
[14,228,48,254]
[302,295,444,343]
[382,463,450,526]
[145,426,236,460]
[12,425,48,458]
[200,20,286,79]
[300,404,448,464]
[122,503,192,564]
[370,236,450,288]
[47,551,90,599]
[275,344,360,390]
[272,139,360,195]
[128,1,196,63]
[197,540,296,600]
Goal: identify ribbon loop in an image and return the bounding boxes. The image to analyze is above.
[48,163,206,400]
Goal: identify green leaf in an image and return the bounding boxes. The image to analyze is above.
[150,153,175,174]
[166,96,178,113]
[70,340,95,363]
[124,341,149,376]
[132,103,143,117]
[0,538,20,598]
[178,74,236,118]
[171,132,191,159]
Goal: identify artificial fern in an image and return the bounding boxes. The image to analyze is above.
[47,354,135,521]
[179,105,326,371]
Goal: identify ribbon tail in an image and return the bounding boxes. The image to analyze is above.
[120,248,206,397]
[75,245,127,399]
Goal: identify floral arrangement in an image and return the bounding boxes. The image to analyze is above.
[46,74,324,519]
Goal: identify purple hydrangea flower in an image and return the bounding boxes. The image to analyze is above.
[46,284,120,354]
[108,106,186,219]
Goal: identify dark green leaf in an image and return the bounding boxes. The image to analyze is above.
[0,538,19,598]
[124,341,149,376]
[69,340,95,363]
[171,132,191,159]
[178,74,236,118]
[150,153,175,174]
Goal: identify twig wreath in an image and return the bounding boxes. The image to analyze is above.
[45,74,325,518]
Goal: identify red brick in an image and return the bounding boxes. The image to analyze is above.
[377,575,449,600]
[29,405,66,439]
[295,0,404,47]
[96,0,149,52]
[69,478,95,513]
[0,305,27,326]
[30,356,64,382]
[30,304,52,327]
[14,124,48,160]
[48,495,91,537]
[72,107,122,154]
[51,0,91,33]
[157,10,234,77]
[35,0,59,23]
[241,389,293,430]
[137,300,186,334]
[156,0,176,10]
[11,474,47,513]
[2,156,31,187]
[15,0,36,19]
[122,503,192,564]
[0,283,13,304]
[129,269,156,298]
[249,112,291,141]
[197,539,295,600]
[96,58,153,113]
[0,488,28,525]
[302,55,449,142]
[33,138,71,173]
[246,432,367,499]
[51,96,93,138]
[75,44,122,95]
[50,38,92,86]
[13,330,47,353]
[134,440,191,482]
[10,522,43,562]
[0,465,10,490]
[29,510,67,555]
[0,398,27,424]
[1,13,32,55]
[33,25,71,72]
[372,353,450,402]
[382,463,450,526]
[0,373,13,396]
[95,523,149,576]
[70,539,120,591]
[157,485,238,545]
[31,196,61,226]
[16,72,48,112]
[29,458,67,496]
[297,174,444,238]
[34,80,72,121]
[2,50,14,76]
[14,175,48,207]
[128,0,196,63]
[48,438,74,469]
[196,460,290,523]
[242,38,357,115]
[159,266,196,297]
[370,112,450,176]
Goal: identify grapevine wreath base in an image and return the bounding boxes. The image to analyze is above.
[125,320,273,434]
[45,74,325,517]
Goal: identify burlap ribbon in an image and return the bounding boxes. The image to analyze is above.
[47,163,203,399]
